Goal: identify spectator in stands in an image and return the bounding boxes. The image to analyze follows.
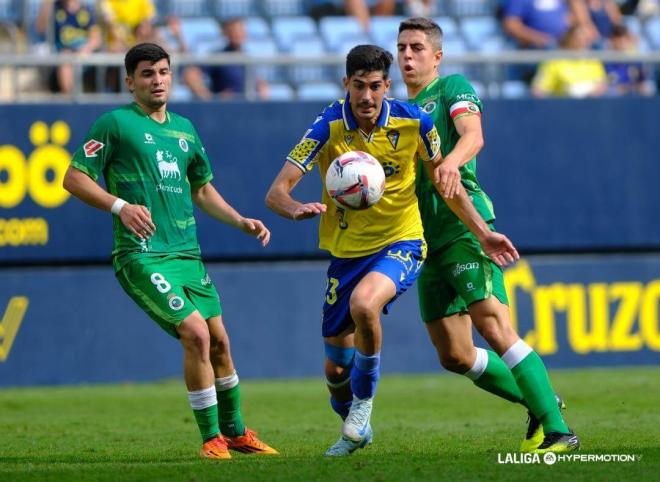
[502,0,574,48]
[307,0,372,30]
[605,25,653,95]
[531,25,607,97]
[135,15,187,53]
[96,0,156,52]
[183,18,269,100]
[36,0,102,94]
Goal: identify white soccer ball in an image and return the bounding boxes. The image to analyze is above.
[325,151,386,210]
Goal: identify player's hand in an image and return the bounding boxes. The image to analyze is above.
[292,202,326,220]
[437,157,461,199]
[239,217,270,247]
[119,204,156,239]
[478,232,520,267]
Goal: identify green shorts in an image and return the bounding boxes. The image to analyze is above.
[417,232,508,322]
[115,255,222,338]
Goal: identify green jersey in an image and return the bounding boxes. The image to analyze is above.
[411,75,495,252]
[70,103,213,272]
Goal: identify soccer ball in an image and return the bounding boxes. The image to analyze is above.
[325,151,386,210]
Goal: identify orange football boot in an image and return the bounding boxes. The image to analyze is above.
[225,428,279,455]
[199,435,232,459]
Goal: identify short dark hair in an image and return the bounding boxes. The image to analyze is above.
[346,45,393,79]
[399,17,443,51]
[124,43,170,76]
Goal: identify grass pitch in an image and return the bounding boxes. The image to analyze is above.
[1,367,657,481]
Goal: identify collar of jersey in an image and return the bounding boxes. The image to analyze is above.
[415,76,441,102]
[131,102,170,124]
[341,93,391,131]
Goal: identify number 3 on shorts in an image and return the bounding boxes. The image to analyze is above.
[325,277,339,305]
[150,272,171,293]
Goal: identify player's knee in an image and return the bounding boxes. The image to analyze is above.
[179,324,211,356]
[477,319,516,352]
[349,297,379,327]
[439,350,472,373]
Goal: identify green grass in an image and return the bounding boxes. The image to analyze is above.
[1,367,658,481]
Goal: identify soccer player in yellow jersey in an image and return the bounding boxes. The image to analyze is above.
[266,45,518,456]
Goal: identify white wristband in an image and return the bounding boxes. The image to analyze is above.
[111,198,127,215]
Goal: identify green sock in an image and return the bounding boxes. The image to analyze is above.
[192,405,220,442]
[505,341,569,434]
[468,349,527,406]
[216,376,245,437]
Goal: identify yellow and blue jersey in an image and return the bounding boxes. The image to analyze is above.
[286,95,441,258]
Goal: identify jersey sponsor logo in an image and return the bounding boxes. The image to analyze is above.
[179,138,189,152]
[83,139,104,157]
[201,273,212,286]
[144,133,155,144]
[167,294,185,311]
[450,101,481,119]
[456,93,480,102]
[156,150,181,180]
[387,130,400,150]
[422,101,437,114]
[452,262,479,278]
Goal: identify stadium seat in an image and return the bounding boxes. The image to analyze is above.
[447,0,497,17]
[319,16,365,52]
[646,16,660,49]
[179,18,223,53]
[262,0,304,17]
[289,37,330,84]
[392,82,408,100]
[439,37,468,76]
[243,38,285,82]
[623,15,643,36]
[267,82,296,100]
[272,16,319,51]
[166,0,213,17]
[0,0,15,22]
[434,17,460,41]
[244,16,271,41]
[500,80,529,98]
[213,0,257,19]
[460,16,500,51]
[336,35,372,56]
[370,16,405,52]
[297,81,342,101]
[479,35,507,53]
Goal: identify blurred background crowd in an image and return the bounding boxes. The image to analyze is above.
[0,0,658,101]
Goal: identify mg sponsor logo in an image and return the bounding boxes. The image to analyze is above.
[156,150,181,180]
[452,262,479,278]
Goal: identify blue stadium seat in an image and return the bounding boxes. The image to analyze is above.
[447,0,497,17]
[370,16,405,51]
[297,81,342,101]
[272,16,319,51]
[479,35,507,53]
[267,82,296,100]
[245,16,271,40]
[319,16,365,52]
[646,16,660,49]
[167,0,214,17]
[289,37,330,84]
[213,0,257,19]
[439,37,468,76]
[262,0,304,17]
[179,18,223,53]
[244,38,285,82]
[392,82,408,100]
[461,16,500,50]
[623,15,643,36]
[434,17,460,41]
[0,0,16,22]
[336,35,372,55]
[500,80,528,98]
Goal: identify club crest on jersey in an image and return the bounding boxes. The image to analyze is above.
[84,139,104,157]
[156,150,181,180]
[344,134,353,145]
[179,138,189,152]
[144,133,155,144]
[386,130,400,150]
[422,101,437,114]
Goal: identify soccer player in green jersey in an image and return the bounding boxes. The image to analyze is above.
[397,18,580,454]
[62,43,278,460]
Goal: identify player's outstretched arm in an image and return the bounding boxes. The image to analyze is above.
[192,182,270,246]
[265,162,326,221]
[63,166,156,239]
[423,162,519,267]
